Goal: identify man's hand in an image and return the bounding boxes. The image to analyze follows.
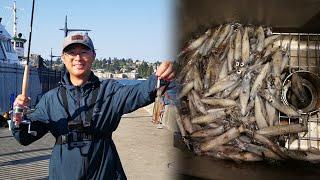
[155,61,175,81]
[12,94,30,126]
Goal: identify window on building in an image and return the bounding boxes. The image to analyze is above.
[3,40,13,52]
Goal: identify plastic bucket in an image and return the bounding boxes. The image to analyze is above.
[7,120,12,131]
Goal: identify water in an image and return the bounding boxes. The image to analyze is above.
[98,78,145,85]
[104,78,179,106]
[116,79,145,85]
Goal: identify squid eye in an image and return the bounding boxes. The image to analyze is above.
[240,63,245,67]
[268,99,274,103]
[237,70,241,74]
[235,62,240,66]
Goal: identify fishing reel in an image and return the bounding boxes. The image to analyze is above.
[11,105,37,136]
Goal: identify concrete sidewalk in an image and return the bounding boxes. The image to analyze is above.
[0,105,180,179]
[114,106,180,180]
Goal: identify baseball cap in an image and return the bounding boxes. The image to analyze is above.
[62,32,95,52]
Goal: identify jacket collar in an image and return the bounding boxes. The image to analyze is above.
[60,71,100,92]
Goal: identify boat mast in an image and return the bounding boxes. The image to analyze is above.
[10,0,26,60]
[50,48,60,69]
[13,0,17,37]
[59,15,91,37]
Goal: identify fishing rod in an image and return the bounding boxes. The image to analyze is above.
[13,0,37,136]
[21,0,35,97]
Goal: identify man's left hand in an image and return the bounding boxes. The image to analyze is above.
[155,61,175,81]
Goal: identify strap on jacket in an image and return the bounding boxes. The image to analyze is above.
[60,87,72,121]
[59,86,99,128]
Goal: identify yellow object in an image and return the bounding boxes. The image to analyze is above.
[2,112,9,119]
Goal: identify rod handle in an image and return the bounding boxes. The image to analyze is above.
[21,65,30,97]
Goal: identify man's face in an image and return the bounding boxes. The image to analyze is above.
[62,44,95,78]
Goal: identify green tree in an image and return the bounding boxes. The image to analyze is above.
[137,61,154,78]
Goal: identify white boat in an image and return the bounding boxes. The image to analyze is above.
[0,16,47,114]
[0,18,20,64]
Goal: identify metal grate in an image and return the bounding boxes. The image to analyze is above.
[274,33,320,74]
[273,32,320,151]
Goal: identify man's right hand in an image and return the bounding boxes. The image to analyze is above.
[12,94,30,126]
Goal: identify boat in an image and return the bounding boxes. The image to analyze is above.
[0,17,20,64]
[0,16,43,114]
[0,1,62,115]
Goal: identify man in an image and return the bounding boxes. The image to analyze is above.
[12,32,175,179]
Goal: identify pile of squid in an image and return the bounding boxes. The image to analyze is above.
[176,23,320,163]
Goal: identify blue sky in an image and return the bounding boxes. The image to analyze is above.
[1,0,175,62]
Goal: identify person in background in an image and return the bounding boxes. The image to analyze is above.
[11,32,175,180]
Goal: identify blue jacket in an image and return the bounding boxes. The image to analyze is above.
[12,72,159,180]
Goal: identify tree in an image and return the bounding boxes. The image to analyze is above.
[91,57,157,78]
[137,61,153,78]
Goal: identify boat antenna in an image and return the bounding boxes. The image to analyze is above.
[22,0,35,97]
[59,15,91,37]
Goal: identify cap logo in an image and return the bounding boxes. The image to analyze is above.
[71,35,84,40]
